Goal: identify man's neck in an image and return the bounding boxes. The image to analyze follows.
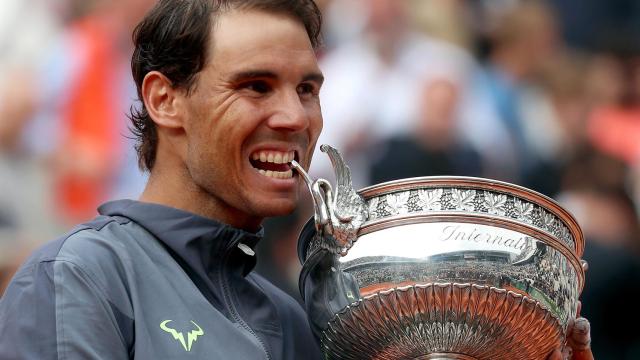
[139,159,262,232]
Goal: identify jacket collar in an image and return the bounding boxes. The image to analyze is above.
[98,199,262,276]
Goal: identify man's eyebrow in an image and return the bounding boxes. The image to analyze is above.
[228,70,324,85]
[302,72,325,85]
[228,70,278,83]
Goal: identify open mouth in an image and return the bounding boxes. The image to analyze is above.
[249,150,297,179]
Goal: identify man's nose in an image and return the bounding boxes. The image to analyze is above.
[267,89,309,132]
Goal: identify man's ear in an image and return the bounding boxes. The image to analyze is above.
[142,71,185,129]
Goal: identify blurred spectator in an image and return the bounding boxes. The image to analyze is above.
[313,0,472,187]
[369,78,482,184]
[518,50,593,197]
[0,0,153,295]
[0,0,65,293]
[546,51,640,358]
[587,57,640,166]
[409,0,474,50]
[534,42,640,357]
[314,0,366,52]
[558,152,640,359]
[560,151,637,250]
[459,1,564,185]
[42,0,151,224]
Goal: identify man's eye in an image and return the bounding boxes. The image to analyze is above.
[241,81,271,94]
[296,83,317,96]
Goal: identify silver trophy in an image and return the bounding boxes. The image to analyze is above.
[293,145,585,360]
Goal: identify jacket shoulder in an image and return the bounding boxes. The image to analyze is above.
[0,215,137,359]
[9,214,141,300]
[22,215,131,266]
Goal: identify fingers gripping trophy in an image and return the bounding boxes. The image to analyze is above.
[293,145,593,360]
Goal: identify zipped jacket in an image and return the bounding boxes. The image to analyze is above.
[0,200,320,359]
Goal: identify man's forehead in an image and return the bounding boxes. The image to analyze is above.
[211,9,314,55]
[208,9,319,76]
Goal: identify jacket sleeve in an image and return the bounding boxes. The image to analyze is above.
[0,259,130,359]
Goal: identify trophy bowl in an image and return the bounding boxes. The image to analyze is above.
[295,147,585,360]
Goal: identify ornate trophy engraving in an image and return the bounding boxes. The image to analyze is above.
[294,145,585,360]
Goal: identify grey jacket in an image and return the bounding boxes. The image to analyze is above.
[0,200,320,359]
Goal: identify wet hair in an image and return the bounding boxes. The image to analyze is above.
[129,0,322,171]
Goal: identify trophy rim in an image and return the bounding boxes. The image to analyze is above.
[357,176,585,257]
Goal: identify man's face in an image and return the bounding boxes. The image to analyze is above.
[180,9,323,229]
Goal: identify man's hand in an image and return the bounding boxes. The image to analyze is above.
[547,303,593,360]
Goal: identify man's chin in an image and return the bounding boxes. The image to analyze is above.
[254,197,300,217]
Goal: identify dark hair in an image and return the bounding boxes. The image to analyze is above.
[129,0,322,171]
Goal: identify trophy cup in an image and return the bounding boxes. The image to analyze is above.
[293,145,585,360]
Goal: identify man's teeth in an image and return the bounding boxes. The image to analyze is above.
[250,150,296,179]
[258,169,294,179]
[251,150,295,164]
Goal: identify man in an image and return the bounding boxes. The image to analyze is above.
[0,1,593,359]
[0,1,323,359]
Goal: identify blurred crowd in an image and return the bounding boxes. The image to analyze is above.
[1,0,639,358]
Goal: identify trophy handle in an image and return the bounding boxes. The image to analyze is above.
[291,145,368,255]
[290,161,335,234]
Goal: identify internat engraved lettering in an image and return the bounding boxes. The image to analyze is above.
[0,1,593,360]
[440,224,529,251]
